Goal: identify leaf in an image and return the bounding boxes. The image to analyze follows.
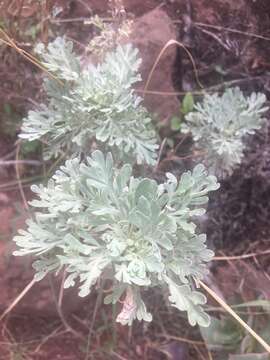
[4,103,12,115]
[231,300,270,312]
[181,92,194,115]
[256,321,270,353]
[156,234,174,250]
[78,257,109,297]
[145,255,163,272]
[135,178,158,202]
[200,316,243,351]
[21,140,41,155]
[165,277,210,327]
[64,273,78,288]
[104,285,126,305]
[35,37,81,80]
[171,116,182,131]
[116,287,152,326]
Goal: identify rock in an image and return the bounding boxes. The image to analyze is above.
[128,8,180,123]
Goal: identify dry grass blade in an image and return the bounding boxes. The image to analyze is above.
[58,270,66,308]
[0,160,41,166]
[34,326,66,353]
[48,276,83,339]
[157,333,205,346]
[15,141,29,210]
[0,278,36,322]
[143,39,204,96]
[154,137,167,171]
[0,28,63,85]
[198,280,270,353]
[193,344,208,360]
[84,282,104,360]
[207,349,213,360]
[213,249,270,261]
[110,351,128,360]
[195,22,270,42]
[136,89,204,96]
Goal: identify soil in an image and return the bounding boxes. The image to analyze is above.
[0,1,270,359]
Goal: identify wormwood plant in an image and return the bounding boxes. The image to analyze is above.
[13,33,222,328]
[19,37,158,165]
[14,150,219,326]
[182,87,268,177]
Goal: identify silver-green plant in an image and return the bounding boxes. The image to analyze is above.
[182,87,268,177]
[19,38,158,165]
[14,150,219,326]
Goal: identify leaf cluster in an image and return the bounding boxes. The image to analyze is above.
[20,38,158,165]
[182,87,268,177]
[14,151,219,326]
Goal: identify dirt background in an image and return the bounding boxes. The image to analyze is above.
[0,0,270,359]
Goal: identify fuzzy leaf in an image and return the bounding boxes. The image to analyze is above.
[165,277,210,327]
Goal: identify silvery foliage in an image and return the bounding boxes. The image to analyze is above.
[182,87,268,177]
[14,151,219,327]
[19,37,158,165]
